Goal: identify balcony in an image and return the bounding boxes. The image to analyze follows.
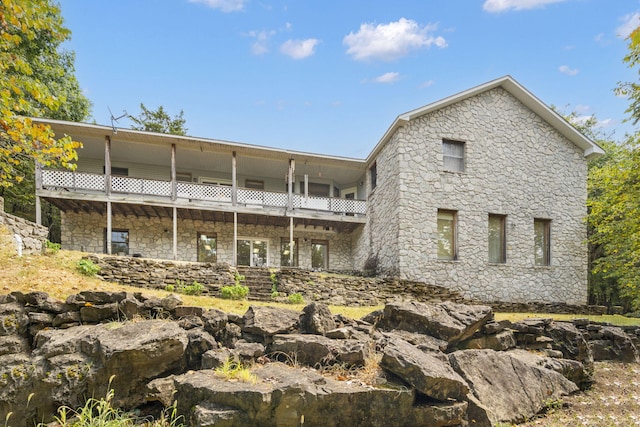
[40,170,367,216]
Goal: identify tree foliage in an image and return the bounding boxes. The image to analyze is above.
[616,27,640,124]
[0,0,88,189]
[586,25,640,309]
[129,104,188,135]
[587,137,640,309]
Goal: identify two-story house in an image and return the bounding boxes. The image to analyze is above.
[34,76,603,304]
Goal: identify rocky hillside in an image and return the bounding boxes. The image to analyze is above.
[1,290,639,426]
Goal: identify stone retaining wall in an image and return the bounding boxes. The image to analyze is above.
[88,254,608,315]
[0,196,48,255]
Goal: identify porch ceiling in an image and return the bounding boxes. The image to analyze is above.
[45,198,362,233]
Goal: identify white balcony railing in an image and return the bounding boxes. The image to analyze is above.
[40,170,366,216]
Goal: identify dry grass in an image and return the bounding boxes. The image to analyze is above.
[519,362,640,426]
[0,227,382,318]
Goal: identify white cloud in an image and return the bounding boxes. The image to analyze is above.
[559,65,579,76]
[247,29,275,55]
[483,0,566,13]
[617,12,640,39]
[280,38,320,59]
[343,18,447,62]
[372,72,400,84]
[420,79,435,88]
[188,0,246,13]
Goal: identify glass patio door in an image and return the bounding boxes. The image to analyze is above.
[237,239,268,266]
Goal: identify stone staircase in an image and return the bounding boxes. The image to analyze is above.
[235,266,274,301]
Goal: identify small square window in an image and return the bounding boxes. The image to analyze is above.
[197,232,217,263]
[443,139,465,172]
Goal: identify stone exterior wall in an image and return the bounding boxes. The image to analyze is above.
[368,87,588,304]
[62,211,357,270]
[0,196,48,254]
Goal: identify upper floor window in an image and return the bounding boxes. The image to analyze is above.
[443,139,465,172]
[534,218,551,266]
[488,214,506,263]
[437,210,457,260]
[370,162,377,190]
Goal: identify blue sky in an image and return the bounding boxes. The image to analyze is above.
[58,0,639,158]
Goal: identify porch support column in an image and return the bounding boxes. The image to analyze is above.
[304,174,309,200]
[106,201,112,255]
[288,159,295,210]
[232,151,237,206]
[289,216,294,266]
[172,206,177,260]
[233,212,238,266]
[35,161,42,225]
[104,136,112,196]
[170,143,177,201]
[105,135,112,255]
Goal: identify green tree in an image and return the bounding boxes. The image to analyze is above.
[129,104,188,135]
[0,0,90,240]
[586,25,640,310]
[587,137,640,309]
[616,27,640,124]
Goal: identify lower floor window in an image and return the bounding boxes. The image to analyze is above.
[534,218,551,265]
[311,240,328,269]
[437,210,457,260]
[105,229,129,255]
[197,232,217,263]
[281,238,298,267]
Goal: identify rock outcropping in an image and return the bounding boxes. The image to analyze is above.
[1,291,638,427]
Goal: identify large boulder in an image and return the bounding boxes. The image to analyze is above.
[299,302,336,335]
[448,349,579,426]
[172,362,468,427]
[379,301,492,347]
[242,306,299,342]
[380,337,469,402]
[34,319,190,408]
[270,334,370,366]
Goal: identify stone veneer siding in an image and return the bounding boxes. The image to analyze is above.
[61,211,357,270]
[367,87,588,305]
[0,196,48,254]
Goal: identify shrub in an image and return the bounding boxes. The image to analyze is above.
[44,240,61,255]
[220,284,249,300]
[287,293,305,305]
[165,280,205,296]
[76,259,100,276]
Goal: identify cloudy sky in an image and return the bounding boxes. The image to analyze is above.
[58,0,639,157]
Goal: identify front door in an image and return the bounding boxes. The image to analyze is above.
[237,238,268,266]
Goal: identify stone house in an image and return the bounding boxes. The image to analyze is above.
[34,76,603,304]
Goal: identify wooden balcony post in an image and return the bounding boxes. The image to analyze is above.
[172,206,177,260]
[35,161,42,225]
[105,136,112,196]
[233,211,237,266]
[106,201,112,255]
[232,151,237,206]
[288,159,295,210]
[289,216,294,266]
[171,143,177,201]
